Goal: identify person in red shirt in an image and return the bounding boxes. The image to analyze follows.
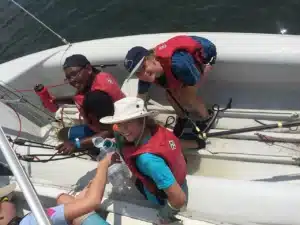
[124,35,217,138]
[53,54,125,154]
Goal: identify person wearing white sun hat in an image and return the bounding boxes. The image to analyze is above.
[100,97,188,224]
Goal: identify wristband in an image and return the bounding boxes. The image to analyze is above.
[75,138,81,149]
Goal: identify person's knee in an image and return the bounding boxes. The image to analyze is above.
[74,212,109,225]
[165,90,182,106]
[180,86,199,105]
[56,193,73,205]
[179,93,194,106]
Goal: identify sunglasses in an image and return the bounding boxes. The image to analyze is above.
[64,67,85,82]
[0,196,9,202]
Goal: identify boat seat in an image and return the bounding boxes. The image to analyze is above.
[55,104,81,125]
[55,79,166,125]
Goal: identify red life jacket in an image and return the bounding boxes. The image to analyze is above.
[73,72,125,132]
[154,35,205,90]
[122,126,187,197]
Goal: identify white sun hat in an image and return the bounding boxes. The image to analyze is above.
[100,97,159,124]
[0,183,16,199]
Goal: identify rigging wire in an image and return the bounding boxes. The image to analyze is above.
[0,80,79,130]
[15,81,68,93]
[5,103,22,148]
[10,0,70,45]
[0,81,57,121]
[7,137,97,162]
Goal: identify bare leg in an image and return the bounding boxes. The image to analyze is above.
[57,184,90,205]
[195,95,209,118]
[165,89,185,118]
[57,194,78,225]
[56,187,92,225]
[166,89,188,137]
[57,193,75,205]
[180,85,209,119]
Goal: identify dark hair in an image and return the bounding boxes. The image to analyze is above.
[143,117,158,134]
[7,216,22,225]
[82,90,114,120]
[57,127,71,141]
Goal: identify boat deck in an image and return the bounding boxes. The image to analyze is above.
[11,179,222,225]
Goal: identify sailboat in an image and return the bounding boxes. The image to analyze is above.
[1,1,300,224]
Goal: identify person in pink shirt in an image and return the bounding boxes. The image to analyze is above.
[0,152,115,225]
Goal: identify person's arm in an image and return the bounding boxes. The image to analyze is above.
[189,36,217,65]
[56,129,113,154]
[190,36,217,83]
[171,51,201,86]
[56,122,114,154]
[63,152,112,221]
[53,96,75,105]
[79,130,113,148]
[136,153,186,208]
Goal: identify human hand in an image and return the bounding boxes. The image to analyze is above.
[100,152,115,165]
[157,202,181,224]
[203,64,213,76]
[56,141,76,155]
[195,64,212,88]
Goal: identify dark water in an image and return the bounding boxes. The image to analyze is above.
[1,0,300,63]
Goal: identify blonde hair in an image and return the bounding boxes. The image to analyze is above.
[140,116,159,133]
[145,49,155,60]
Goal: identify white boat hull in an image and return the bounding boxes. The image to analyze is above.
[0,32,300,125]
[1,32,300,224]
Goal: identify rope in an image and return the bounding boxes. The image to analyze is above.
[164,116,175,128]
[255,132,300,153]
[164,99,232,136]
[0,82,57,121]
[18,152,92,163]
[60,106,65,128]
[8,137,97,162]
[15,82,67,93]
[165,89,232,138]
[10,0,70,45]
[4,104,22,148]
[0,81,73,132]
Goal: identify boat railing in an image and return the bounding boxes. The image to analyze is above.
[0,126,53,225]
